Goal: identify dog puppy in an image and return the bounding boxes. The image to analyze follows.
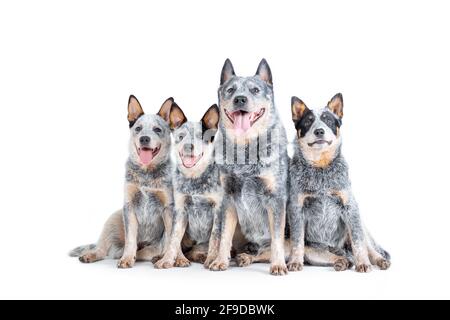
[287,93,391,272]
[69,96,177,268]
[210,59,289,275]
[154,104,223,269]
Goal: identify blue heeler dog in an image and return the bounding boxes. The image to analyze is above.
[210,59,290,275]
[154,104,223,269]
[69,96,178,268]
[287,93,391,272]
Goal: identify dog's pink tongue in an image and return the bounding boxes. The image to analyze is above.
[139,149,154,165]
[183,156,197,168]
[233,111,251,134]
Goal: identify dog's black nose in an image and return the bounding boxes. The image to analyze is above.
[183,143,194,153]
[314,128,325,138]
[233,96,248,107]
[139,136,151,145]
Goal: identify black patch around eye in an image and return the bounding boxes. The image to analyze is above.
[295,110,316,137]
[321,111,342,135]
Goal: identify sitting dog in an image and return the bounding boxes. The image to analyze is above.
[210,59,289,275]
[69,96,178,268]
[155,104,223,269]
[287,93,391,272]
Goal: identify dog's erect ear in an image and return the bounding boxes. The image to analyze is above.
[128,95,144,128]
[291,96,309,122]
[202,104,220,131]
[255,58,273,86]
[220,59,235,85]
[327,93,344,119]
[157,97,174,124]
[169,102,187,130]
[202,104,219,143]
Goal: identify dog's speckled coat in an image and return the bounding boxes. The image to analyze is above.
[155,105,223,269]
[69,96,176,268]
[287,94,391,272]
[210,59,289,275]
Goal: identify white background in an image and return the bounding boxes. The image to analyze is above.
[1,0,449,300]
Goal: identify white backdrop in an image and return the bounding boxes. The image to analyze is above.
[1,0,449,299]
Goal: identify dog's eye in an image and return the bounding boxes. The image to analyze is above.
[153,127,162,133]
[226,87,235,94]
[250,87,260,94]
[178,134,185,141]
[135,126,142,132]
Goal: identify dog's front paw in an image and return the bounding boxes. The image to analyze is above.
[204,254,217,269]
[377,259,391,270]
[334,258,350,272]
[287,261,303,272]
[209,258,229,271]
[117,256,136,269]
[174,256,191,268]
[270,263,289,276]
[154,257,175,269]
[355,264,372,273]
[236,253,253,267]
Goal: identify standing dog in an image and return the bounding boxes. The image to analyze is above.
[69,96,179,268]
[154,104,223,269]
[287,93,391,272]
[210,59,289,275]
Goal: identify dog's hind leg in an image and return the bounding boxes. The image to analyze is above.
[186,243,209,264]
[236,240,291,267]
[305,246,351,272]
[136,245,162,262]
[364,229,391,270]
[78,210,124,263]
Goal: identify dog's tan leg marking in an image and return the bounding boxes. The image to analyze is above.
[79,210,124,263]
[260,174,277,193]
[330,190,349,206]
[267,207,288,276]
[204,209,221,268]
[210,206,238,272]
[161,206,173,253]
[117,184,139,269]
[304,247,350,272]
[155,194,190,269]
[347,231,372,273]
[117,209,138,269]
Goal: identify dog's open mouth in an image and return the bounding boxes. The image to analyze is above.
[180,153,203,168]
[308,140,332,147]
[225,108,265,134]
[137,145,160,165]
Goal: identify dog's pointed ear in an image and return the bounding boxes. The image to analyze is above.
[128,95,144,128]
[202,104,220,131]
[255,58,273,86]
[220,58,235,85]
[157,97,174,124]
[202,104,219,143]
[327,93,344,119]
[291,96,309,122]
[169,102,187,130]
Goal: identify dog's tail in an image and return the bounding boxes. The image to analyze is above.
[68,244,96,257]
